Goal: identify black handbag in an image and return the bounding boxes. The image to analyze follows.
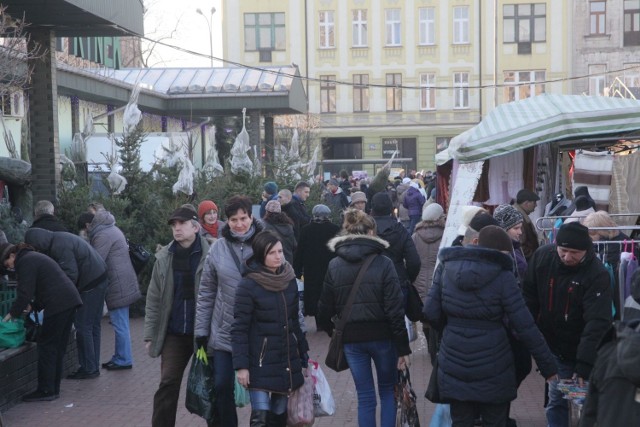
[325,254,376,372]
[405,283,424,322]
[127,239,151,274]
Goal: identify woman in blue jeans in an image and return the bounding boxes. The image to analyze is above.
[318,209,411,427]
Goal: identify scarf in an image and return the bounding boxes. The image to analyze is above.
[230,224,256,242]
[201,221,219,238]
[246,262,296,292]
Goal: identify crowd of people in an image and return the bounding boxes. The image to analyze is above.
[2,171,640,427]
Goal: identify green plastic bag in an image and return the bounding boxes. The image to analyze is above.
[234,374,250,407]
[185,347,215,422]
[0,318,26,348]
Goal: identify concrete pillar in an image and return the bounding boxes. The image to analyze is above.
[27,29,60,204]
[71,96,80,135]
[264,114,274,179]
[248,110,261,175]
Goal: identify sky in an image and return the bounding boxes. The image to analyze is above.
[141,0,224,68]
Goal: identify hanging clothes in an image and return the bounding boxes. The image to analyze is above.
[572,150,614,211]
[485,151,524,206]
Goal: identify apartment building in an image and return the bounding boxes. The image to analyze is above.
[572,0,640,98]
[224,1,572,174]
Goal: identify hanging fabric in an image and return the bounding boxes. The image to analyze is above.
[572,150,614,211]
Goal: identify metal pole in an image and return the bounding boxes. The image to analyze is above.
[196,7,216,67]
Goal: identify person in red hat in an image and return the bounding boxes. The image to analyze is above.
[198,200,225,244]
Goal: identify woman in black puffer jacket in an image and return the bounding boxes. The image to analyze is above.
[317,209,410,427]
[232,231,309,427]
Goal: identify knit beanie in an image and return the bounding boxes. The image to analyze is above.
[493,204,524,231]
[264,181,278,195]
[197,200,218,220]
[469,213,499,232]
[371,192,393,216]
[478,225,513,252]
[457,206,486,235]
[265,200,281,213]
[312,204,331,219]
[422,203,444,222]
[555,222,591,250]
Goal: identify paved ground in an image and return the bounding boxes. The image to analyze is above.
[1,317,548,426]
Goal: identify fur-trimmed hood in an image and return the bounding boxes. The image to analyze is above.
[327,233,389,263]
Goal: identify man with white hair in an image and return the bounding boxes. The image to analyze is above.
[31,200,68,232]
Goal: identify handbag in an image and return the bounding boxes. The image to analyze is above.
[287,373,315,426]
[309,359,335,417]
[234,374,250,408]
[395,367,421,427]
[325,254,376,372]
[25,309,41,342]
[127,239,151,274]
[185,347,216,422]
[425,281,448,404]
[0,318,25,348]
[405,284,424,322]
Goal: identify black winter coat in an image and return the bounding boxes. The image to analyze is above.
[293,220,340,316]
[424,246,557,404]
[9,249,82,318]
[282,197,310,239]
[231,262,309,394]
[373,215,421,286]
[317,234,411,357]
[523,244,612,379]
[24,228,107,292]
[30,214,68,232]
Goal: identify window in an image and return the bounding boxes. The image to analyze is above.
[352,9,367,47]
[453,72,469,109]
[453,6,469,44]
[503,4,546,43]
[590,1,606,35]
[624,0,640,46]
[385,9,401,46]
[589,65,607,96]
[503,71,546,102]
[386,73,402,111]
[244,13,286,51]
[624,64,640,97]
[353,74,369,112]
[419,8,436,45]
[319,11,335,48]
[320,75,336,113]
[420,73,436,110]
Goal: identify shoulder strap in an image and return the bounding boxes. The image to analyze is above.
[225,239,245,275]
[334,254,377,332]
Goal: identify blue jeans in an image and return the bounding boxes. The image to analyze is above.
[344,339,398,427]
[546,355,575,427]
[212,350,238,427]
[408,214,421,235]
[108,306,133,366]
[76,279,108,373]
[249,390,288,414]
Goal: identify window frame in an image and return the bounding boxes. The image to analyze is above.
[453,72,469,109]
[353,74,370,113]
[420,73,436,110]
[319,10,335,49]
[385,9,402,46]
[244,12,286,51]
[589,1,606,35]
[418,7,436,46]
[453,6,470,44]
[503,3,547,43]
[386,73,403,112]
[503,70,546,102]
[588,65,607,96]
[352,9,368,47]
[320,75,336,114]
[624,1,640,46]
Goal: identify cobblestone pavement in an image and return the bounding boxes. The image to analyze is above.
[2,317,548,426]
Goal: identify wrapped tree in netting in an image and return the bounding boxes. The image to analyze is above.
[230,108,253,175]
[202,126,224,179]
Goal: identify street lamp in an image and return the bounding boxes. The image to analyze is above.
[196,7,216,67]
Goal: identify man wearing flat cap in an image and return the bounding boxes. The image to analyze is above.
[514,188,541,260]
[523,222,612,427]
[144,206,210,426]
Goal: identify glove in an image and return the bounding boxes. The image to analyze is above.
[195,336,208,350]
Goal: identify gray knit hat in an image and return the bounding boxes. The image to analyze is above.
[493,204,524,231]
[312,204,331,219]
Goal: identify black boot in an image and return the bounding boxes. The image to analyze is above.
[250,410,269,427]
[266,411,287,427]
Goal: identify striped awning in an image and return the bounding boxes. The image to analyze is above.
[440,94,640,165]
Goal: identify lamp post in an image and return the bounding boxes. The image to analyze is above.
[196,6,216,67]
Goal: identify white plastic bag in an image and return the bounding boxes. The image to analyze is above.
[309,359,335,417]
[406,316,418,343]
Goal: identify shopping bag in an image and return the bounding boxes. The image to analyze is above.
[287,372,315,426]
[234,374,250,407]
[395,367,420,427]
[0,318,25,348]
[406,316,418,343]
[429,404,452,427]
[309,359,335,417]
[185,347,215,422]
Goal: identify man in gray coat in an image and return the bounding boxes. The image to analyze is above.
[24,228,108,379]
[144,207,210,427]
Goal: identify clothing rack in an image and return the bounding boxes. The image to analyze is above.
[535,213,640,233]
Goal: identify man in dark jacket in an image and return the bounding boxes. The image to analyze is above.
[24,228,108,380]
[513,189,540,260]
[31,200,68,232]
[370,192,420,302]
[144,207,210,427]
[279,183,311,240]
[523,222,612,427]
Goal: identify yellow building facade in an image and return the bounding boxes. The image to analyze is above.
[221,0,571,176]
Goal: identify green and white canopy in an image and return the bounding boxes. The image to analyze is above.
[439,94,640,165]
